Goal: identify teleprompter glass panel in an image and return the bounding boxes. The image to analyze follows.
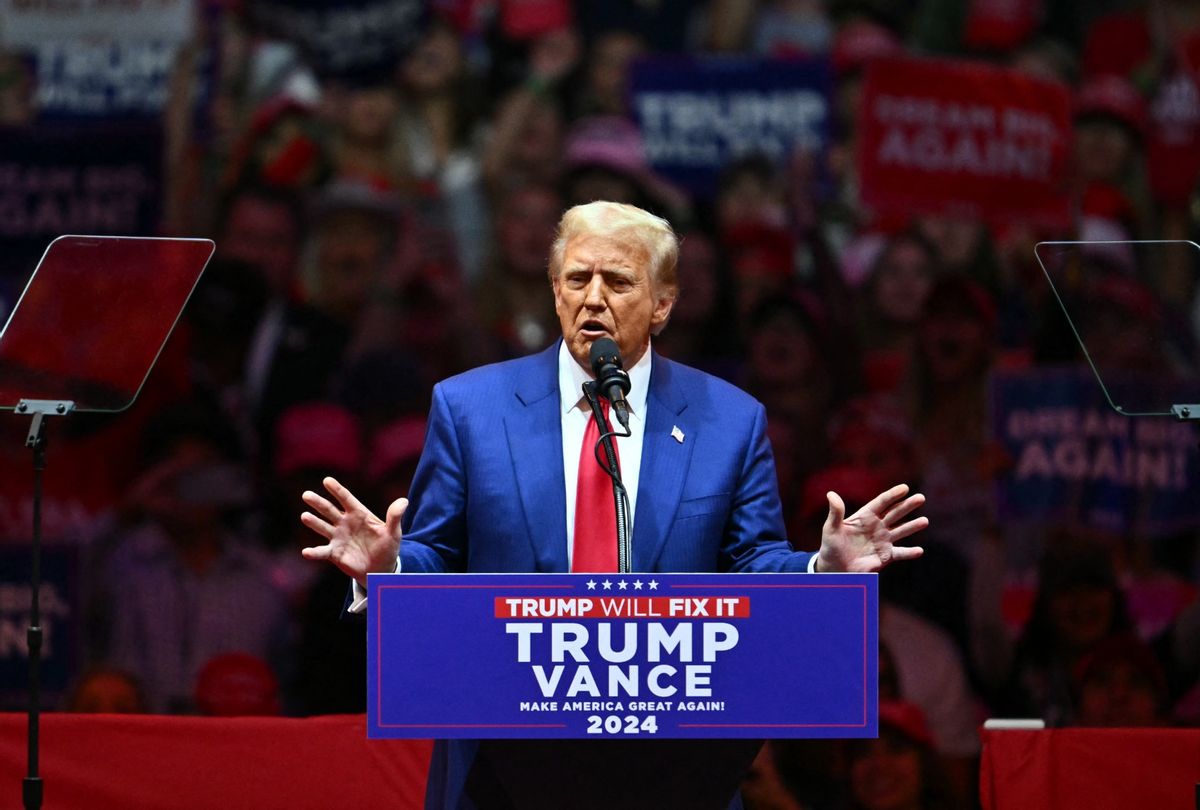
[1034,240,1200,416]
[0,235,214,412]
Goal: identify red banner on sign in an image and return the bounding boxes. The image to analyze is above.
[858,57,1072,227]
[493,596,752,619]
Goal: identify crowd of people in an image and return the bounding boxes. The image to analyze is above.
[4,1,1200,807]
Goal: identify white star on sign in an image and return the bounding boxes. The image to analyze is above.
[586,580,597,590]
[617,580,628,590]
[633,580,643,590]
[602,579,613,590]
[648,580,659,590]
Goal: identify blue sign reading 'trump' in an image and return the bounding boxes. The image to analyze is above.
[368,572,877,739]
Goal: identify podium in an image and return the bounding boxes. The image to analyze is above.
[368,572,878,808]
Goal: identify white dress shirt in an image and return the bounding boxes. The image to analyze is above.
[559,339,650,567]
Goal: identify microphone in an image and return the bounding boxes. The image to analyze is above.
[589,337,631,430]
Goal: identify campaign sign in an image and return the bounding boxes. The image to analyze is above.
[0,0,195,48]
[858,56,1071,227]
[630,56,831,197]
[246,0,428,82]
[0,123,163,305]
[33,41,178,119]
[990,367,1200,536]
[368,572,877,739]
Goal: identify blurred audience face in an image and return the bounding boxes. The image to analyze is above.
[1081,276,1163,372]
[587,31,645,115]
[1074,119,1136,185]
[916,215,984,271]
[671,234,719,327]
[219,195,300,295]
[733,258,790,327]
[314,210,394,321]
[344,86,399,146]
[1077,658,1162,727]
[0,51,33,125]
[498,185,562,279]
[741,744,805,810]
[138,437,237,536]
[1050,585,1116,652]
[717,168,787,230]
[566,166,642,207]
[832,428,915,489]
[1010,40,1075,85]
[918,303,992,385]
[747,302,832,429]
[68,670,144,713]
[401,24,462,95]
[835,74,866,138]
[849,730,924,810]
[748,305,820,387]
[514,101,565,174]
[871,237,936,325]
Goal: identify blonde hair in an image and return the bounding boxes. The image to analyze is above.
[548,201,679,294]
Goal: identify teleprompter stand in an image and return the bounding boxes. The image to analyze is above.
[0,235,214,810]
[1035,239,1200,806]
[18,399,74,810]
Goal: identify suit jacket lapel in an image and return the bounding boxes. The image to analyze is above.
[633,352,691,571]
[504,343,569,572]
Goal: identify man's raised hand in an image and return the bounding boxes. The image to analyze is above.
[816,483,927,573]
[300,476,407,587]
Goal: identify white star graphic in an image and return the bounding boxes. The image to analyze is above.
[633,580,643,590]
[648,580,659,590]
[602,579,613,590]
[617,580,628,590]
[586,580,597,590]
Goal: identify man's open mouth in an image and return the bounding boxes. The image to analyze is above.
[580,320,609,337]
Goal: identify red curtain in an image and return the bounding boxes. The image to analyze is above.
[981,728,1200,810]
[0,713,431,809]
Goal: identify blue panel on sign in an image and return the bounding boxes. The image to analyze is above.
[368,573,877,739]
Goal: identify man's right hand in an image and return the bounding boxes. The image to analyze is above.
[300,477,407,587]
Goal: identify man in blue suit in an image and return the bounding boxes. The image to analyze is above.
[299,201,928,808]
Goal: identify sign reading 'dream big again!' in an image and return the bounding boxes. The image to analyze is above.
[368,573,877,739]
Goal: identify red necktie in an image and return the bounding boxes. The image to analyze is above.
[571,398,620,572]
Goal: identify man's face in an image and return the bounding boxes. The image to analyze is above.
[552,233,673,371]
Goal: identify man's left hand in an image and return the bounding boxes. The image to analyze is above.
[816,484,927,573]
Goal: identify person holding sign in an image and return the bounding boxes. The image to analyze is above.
[299,201,928,808]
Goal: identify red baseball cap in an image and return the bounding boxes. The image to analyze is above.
[832,21,903,75]
[274,402,363,477]
[1074,75,1147,137]
[878,699,936,748]
[195,653,281,717]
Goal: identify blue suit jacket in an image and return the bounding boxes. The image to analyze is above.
[396,343,813,809]
[399,342,814,576]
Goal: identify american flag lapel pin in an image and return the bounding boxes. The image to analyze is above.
[671,425,685,444]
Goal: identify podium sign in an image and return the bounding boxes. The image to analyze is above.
[368,572,877,739]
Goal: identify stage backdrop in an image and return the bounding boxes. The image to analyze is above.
[0,713,431,809]
[981,727,1200,810]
